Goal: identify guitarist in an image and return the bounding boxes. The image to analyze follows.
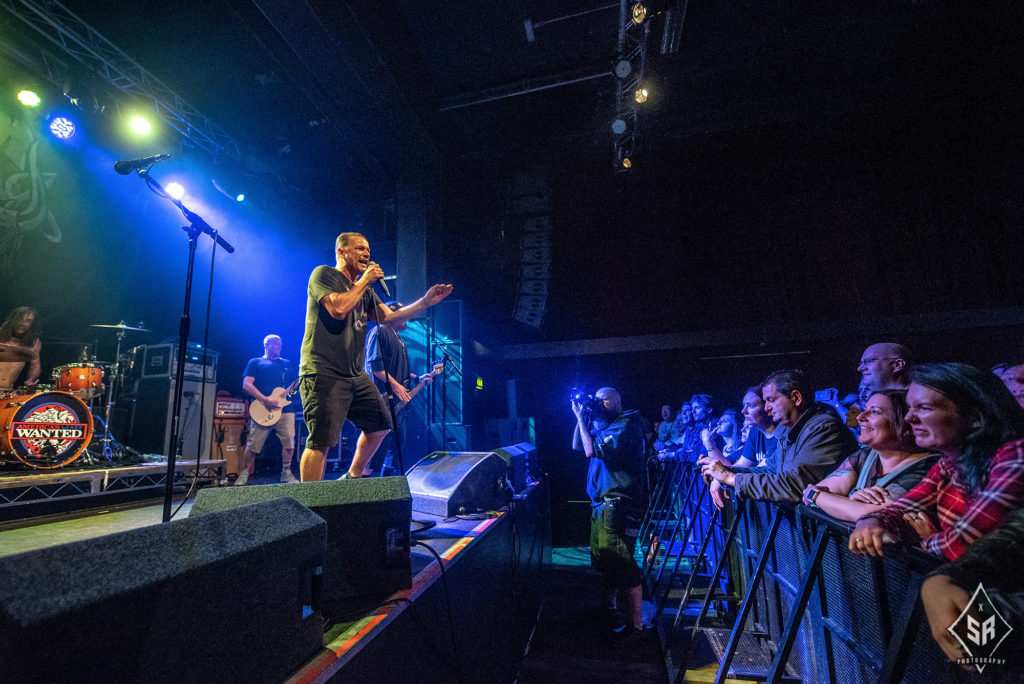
[364,301,434,476]
[238,334,298,485]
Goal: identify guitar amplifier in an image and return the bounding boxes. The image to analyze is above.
[215,397,247,420]
[130,343,218,382]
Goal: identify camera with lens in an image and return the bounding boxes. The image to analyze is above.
[570,388,602,414]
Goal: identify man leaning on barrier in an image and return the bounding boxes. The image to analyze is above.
[571,387,646,646]
[701,369,859,502]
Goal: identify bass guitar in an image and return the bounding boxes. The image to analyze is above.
[393,363,444,416]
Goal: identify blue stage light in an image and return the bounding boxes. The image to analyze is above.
[49,116,76,139]
[165,182,185,200]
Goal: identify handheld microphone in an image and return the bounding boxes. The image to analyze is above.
[368,262,390,296]
[113,153,170,175]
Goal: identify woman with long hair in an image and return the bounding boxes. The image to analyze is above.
[849,362,1024,560]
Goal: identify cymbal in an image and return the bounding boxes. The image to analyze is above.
[91,323,150,333]
[0,342,36,363]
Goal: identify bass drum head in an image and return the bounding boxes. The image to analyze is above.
[0,392,94,469]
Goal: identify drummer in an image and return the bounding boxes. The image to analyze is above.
[0,306,41,390]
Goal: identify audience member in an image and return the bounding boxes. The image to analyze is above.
[701,409,743,464]
[802,389,938,522]
[858,342,912,391]
[680,394,713,459]
[701,369,859,502]
[849,362,1024,560]
[667,403,693,447]
[654,404,675,450]
[998,361,1024,410]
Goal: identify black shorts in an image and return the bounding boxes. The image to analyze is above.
[590,498,642,590]
[299,373,391,452]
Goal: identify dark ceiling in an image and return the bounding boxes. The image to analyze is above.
[3,0,1023,348]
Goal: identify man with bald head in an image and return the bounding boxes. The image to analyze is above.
[857,342,912,391]
[572,386,646,645]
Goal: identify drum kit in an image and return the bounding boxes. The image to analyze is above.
[1,322,149,470]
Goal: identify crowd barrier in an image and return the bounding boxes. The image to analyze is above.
[642,457,998,683]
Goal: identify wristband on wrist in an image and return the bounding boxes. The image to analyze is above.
[808,489,821,507]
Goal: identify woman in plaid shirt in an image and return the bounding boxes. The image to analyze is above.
[848,362,1024,561]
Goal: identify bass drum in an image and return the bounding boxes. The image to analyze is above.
[0,391,94,469]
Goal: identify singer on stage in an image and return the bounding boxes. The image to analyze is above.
[297,232,452,481]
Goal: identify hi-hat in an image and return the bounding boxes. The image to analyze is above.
[90,323,150,333]
[0,342,36,363]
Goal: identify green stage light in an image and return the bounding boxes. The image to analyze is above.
[17,90,41,107]
[130,116,152,134]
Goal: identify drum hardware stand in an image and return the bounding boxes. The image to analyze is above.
[125,163,235,522]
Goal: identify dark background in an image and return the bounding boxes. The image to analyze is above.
[1,0,1022,543]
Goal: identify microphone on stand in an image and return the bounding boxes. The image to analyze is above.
[113,153,170,175]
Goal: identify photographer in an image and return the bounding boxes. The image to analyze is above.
[571,387,646,646]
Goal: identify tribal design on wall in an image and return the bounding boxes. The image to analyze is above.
[0,109,61,275]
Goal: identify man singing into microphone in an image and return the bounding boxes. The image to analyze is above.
[298,232,452,482]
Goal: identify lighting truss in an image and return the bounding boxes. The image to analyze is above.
[612,0,650,171]
[0,0,241,161]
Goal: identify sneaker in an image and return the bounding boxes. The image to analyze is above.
[234,469,249,486]
[281,469,299,484]
[605,623,645,647]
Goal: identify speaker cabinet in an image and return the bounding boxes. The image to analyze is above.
[127,377,216,459]
[406,451,512,517]
[0,498,326,684]
[491,442,536,492]
[191,477,412,612]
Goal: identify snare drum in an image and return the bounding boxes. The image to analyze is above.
[53,363,104,398]
[0,391,93,468]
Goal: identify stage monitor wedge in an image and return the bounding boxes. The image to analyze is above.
[0,497,326,684]
[406,451,512,517]
[191,477,412,613]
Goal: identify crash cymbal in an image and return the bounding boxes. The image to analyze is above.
[0,342,36,363]
[90,323,150,333]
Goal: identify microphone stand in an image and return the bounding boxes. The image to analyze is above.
[429,334,463,451]
[370,307,405,476]
[132,168,235,522]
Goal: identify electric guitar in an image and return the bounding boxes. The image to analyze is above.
[249,378,300,427]
[393,363,444,416]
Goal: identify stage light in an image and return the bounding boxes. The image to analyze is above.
[130,116,152,134]
[631,3,647,23]
[475,376,484,390]
[235,193,245,202]
[621,157,632,169]
[611,118,627,135]
[48,116,76,139]
[634,87,649,103]
[614,59,632,79]
[165,182,185,200]
[17,90,40,107]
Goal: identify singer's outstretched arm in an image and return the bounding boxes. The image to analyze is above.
[380,283,454,324]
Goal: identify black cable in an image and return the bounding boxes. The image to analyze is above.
[411,538,465,684]
[169,233,218,519]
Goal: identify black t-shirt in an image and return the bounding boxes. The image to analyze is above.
[299,265,383,378]
[243,357,296,413]
[364,324,411,393]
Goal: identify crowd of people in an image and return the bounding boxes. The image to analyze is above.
[576,341,1024,667]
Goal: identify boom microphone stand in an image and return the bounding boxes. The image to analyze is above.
[125,165,234,522]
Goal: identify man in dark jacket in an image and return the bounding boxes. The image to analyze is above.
[572,387,646,645]
[702,369,859,501]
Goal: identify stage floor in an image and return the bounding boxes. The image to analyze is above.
[0,479,552,684]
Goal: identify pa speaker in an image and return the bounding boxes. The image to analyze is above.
[191,477,412,612]
[0,498,326,684]
[491,442,536,492]
[406,451,512,517]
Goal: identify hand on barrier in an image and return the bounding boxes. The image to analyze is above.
[848,518,895,557]
[920,574,972,667]
[709,480,729,510]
